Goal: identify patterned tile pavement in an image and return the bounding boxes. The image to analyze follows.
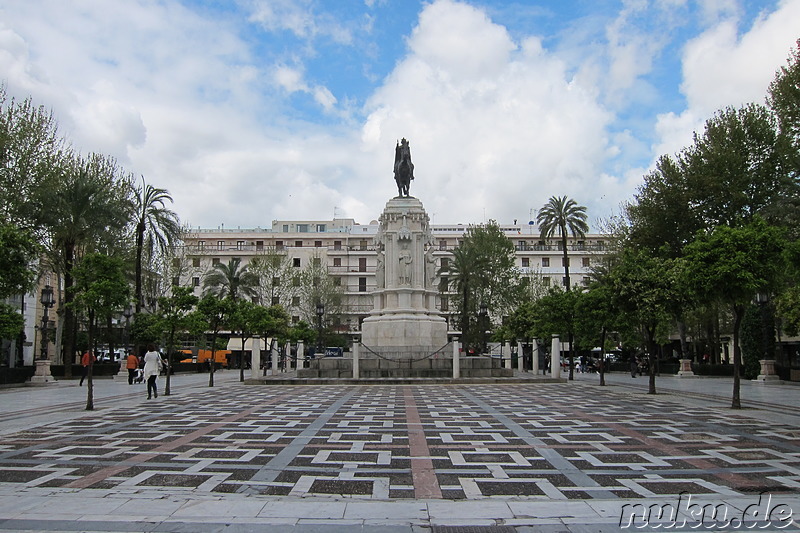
[0,371,799,531]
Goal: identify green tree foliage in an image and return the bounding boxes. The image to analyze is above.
[43,153,132,376]
[195,295,232,387]
[133,177,181,313]
[156,286,198,394]
[537,196,589,290]
[0,222,39,299]
[0,303,24,341]
[202,257,258,302]
[740,303,775,380]
[442,221,520,351]
[682,219,786,408]
[71,253,130,410]
[228,299,271,381]
[0,86,68,230]
[768,40,800,175]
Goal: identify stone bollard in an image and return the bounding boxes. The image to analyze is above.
[452,341,460,379]
[551,334,561,379]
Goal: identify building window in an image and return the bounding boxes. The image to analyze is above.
[582,276,591,286]
[295,240,303,248]
[198,240,205,249]
[297,224,309,233]
[562,257,569,267]
[172,276,179,286]
[312,257,321,267]
[172,258,181,268]
[441,297,449,312]
[582,257,590,267]
[543,277,550,286]
[292,315,300,324]
[217,240,224,250]
[212,258,220,265]
[562,276,568,286]
[293,258,301,268]
[359,240,367,250]
[276,240,284,251]
[439,239,447,250]
[283,225,289,232]
[440,257,449,269]
[192,258,200,267]
[542,258,550,267]
[440,276,449,291]
[521,257,530,267]
[314,240,322,248]
[292,277,300,287]
[236,240,245,250]
[292,296,300,306]
[316,224,326,232]
[358,277,367,292]
[334,240,342,250]
[333,257,342,267]
[359,257,367,272]
[272,297,279,305]
[256,240,264,251]
[192,277,200,287]
[272,276,280,286]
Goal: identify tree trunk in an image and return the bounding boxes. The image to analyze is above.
[165,325,175,396]
[646,325,657,394]
[209,332,216,387]
[86,311,95,411]
[731,304,743,409]
[135,220,145,313]
[62,241,76,378]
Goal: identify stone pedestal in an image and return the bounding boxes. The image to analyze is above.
[361,196,447,356]
[29,359,55,385]
[677,358,696,377]
[756,359,780,382]
[550,335,561,379]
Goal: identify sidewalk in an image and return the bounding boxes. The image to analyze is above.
[0,371,798,532]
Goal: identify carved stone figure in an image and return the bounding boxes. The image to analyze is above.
[375,249,385,289]
[425,244,436,288]
[398,246,412,285]
[393,138,415,197]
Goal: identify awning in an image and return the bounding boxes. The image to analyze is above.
[226,337,272,351]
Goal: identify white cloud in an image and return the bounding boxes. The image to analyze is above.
[653,0,800,158]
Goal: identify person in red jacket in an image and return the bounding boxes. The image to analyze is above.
[126,353,139,385]
[79,350,96,386]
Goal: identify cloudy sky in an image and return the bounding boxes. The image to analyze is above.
[1,0,798,231]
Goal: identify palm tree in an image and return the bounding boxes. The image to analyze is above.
[443,246,482,350]
[44,153,131,377]
[133,177,181,313]
[202,257,259,302]
[536,195,589,291]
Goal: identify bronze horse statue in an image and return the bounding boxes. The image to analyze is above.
[393,138,414,197]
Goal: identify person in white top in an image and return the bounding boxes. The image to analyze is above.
[143,344,163,399]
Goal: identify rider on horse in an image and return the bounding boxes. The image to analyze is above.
[393,138,414,197]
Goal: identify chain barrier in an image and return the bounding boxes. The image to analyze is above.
[358,341,453,363]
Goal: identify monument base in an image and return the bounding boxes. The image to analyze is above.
[360,313,448,357]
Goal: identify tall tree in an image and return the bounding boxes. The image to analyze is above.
[537,196,589,291]
[247,249,297,307]
[202,257,258,302]
[156,286,198,395]
[194,294,231,387]
[71,253,129,410]
[442,221,520,352]
[44,153,131,376]
[132,177,181,313]
[682,219,786,409]
[228,299,270,381]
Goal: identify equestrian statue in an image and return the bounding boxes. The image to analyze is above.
[393,138,415,197]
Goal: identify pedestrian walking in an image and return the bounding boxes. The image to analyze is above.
[630,357,637,378]
[143,344,163,399]
[79,350,95,386]
[126,352,139,385]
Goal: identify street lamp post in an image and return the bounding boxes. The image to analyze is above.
[316,302,325,355]
[754,292,779,381]
[31,285,55,384]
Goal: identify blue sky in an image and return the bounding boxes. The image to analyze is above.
[1,0,798,230]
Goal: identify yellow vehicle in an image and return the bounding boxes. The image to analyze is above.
[179,349,230,367]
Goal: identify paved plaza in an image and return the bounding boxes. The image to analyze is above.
[0,370,798,532]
